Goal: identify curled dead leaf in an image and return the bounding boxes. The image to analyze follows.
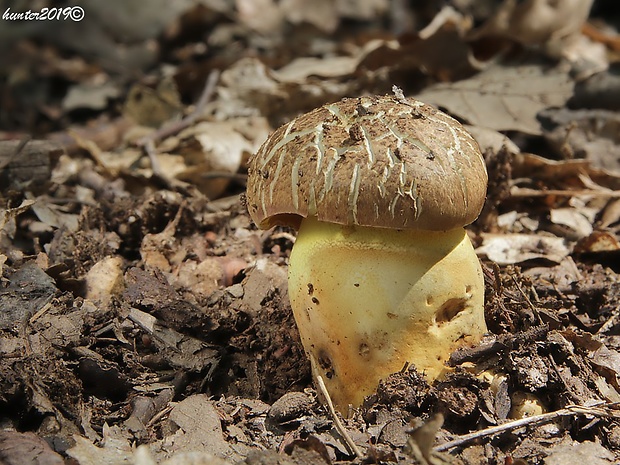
[416,64,573,135]
[477,233,570,265]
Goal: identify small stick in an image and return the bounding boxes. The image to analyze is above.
[137,69,220,148]
[313,362,363,458]
[142,137,161,177]
[434,402,620,452]
[29,301,53,324]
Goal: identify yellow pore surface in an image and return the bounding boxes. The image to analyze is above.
[288,217,487,410]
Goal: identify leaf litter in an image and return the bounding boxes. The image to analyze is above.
[2,0,620,464]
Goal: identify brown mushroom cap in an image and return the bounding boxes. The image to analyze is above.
[246,95,488,231]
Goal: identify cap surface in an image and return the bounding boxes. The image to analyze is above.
[246,95,488,231]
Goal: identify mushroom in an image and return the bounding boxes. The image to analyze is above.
[246,94,488,410]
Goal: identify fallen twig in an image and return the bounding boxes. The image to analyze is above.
[137,69,220,148]
[313,359,363,459]
[434,402,620,452]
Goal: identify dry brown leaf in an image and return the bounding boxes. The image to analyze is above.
[155,395,239,462]
[597,199,620,229]
[575,231,620,253]
[0,199,35,233]
[544,438,615,464]
[284,435,333,464]
[470,0,593,48]
[172,258,224,302]
[31,198,79,231]
[0,430,64,465]
[172,120,267,198]
[0,262,57,331]
[118,116,271,198]
[418,5,471,40]
[85,256,125,308]
[63,80,121,112]
[124,77,183,128]
[218,57,354,120]
[89,148,142,176]
[558,34,608,78]
[497,211,539,233]
[513,153,620,187]
[272,56,358,83]
[281,0,339,33]
[0,140,55,190]
[477,233,570,265]
[549,208,594,239]
[336,0,387,21]
[468,0,605,76]
[582,21,620,52]
[404,414,453,465]
[6,0,203,75]
[236,0,387,35]
[540,108,620,174]
[524,257,583,291]
[465,124,520,155]
[236,0,284,34]
[140,206,184,273]
[159,451,232,465]
[416,64,574,134]
[590,344,620,392]
[240,259,287,316]
[358,13,477,82]
[67,424,133,465]
[127,307,219,372]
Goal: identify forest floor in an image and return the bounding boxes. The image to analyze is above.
[2,1,620,464]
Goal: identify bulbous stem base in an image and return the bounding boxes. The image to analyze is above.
[288,217,487,410]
